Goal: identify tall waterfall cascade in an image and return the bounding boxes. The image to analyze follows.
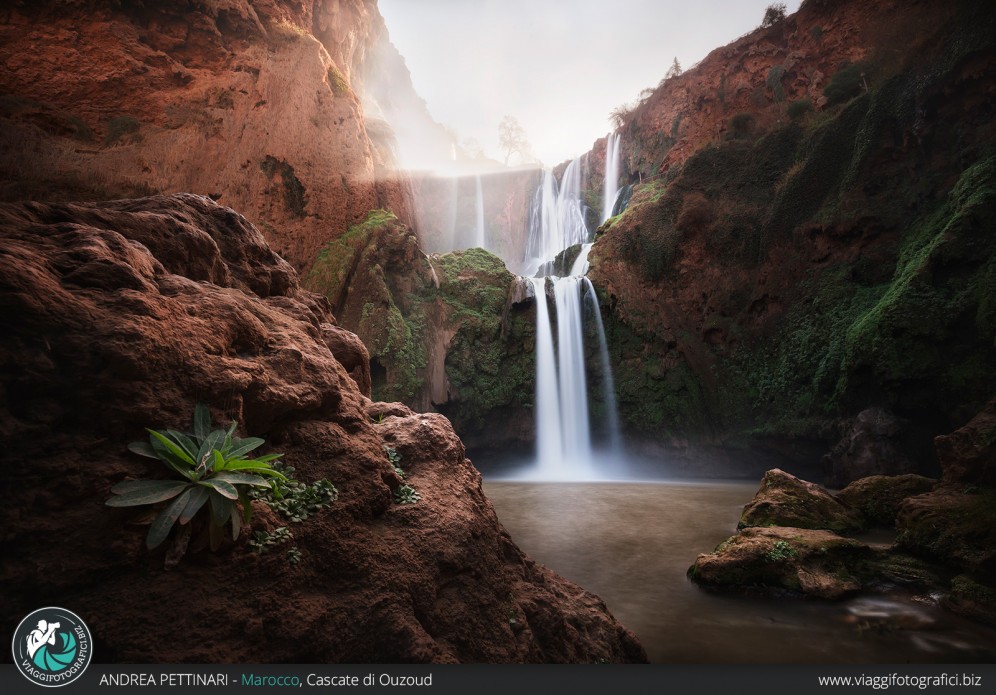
[525,138,624,478]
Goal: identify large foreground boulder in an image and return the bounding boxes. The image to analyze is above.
[0,195,646,663]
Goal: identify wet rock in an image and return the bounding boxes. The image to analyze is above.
[835,474,936,526]
[739,469,865,534]
[0,195,646,663]
[689,526,871,599]
[823,408,916,487]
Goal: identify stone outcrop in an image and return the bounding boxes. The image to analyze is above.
[738,469,865,534]
[689,526,870,599]
[303,210,537,452]
[0,0,439,274]
[835,474,936,527]
[0,194,646,663]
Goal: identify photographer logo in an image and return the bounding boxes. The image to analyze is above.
[12,607,92,687]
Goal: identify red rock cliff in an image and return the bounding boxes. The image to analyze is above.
[0,0,428,273]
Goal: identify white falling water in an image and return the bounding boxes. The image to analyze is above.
[602,132,621,223]
[570,242,594,277]
[474,174,486,250]
[523,157,589,276]
[583,277,622,455]
[530,277,566,475]
[554,276,593,466]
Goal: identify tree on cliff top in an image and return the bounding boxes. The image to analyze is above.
[761,3,787,27]
[498,115,531,166]
[666,57,682,80]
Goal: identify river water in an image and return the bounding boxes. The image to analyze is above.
[483,481,996,663]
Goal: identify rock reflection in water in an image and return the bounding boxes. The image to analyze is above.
[483,481,996,663]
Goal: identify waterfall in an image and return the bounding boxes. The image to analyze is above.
[523,157,589,276]
[530,277,565,475]
[517,148,624,479]
[553,276,592,466]
[583,278,622,455]
[474,174,486,250]
[602,132,621,224]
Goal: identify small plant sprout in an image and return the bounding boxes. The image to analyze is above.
[107,404,287,551]
[248,526,293,554]
[385,446,405,478]
[249,462,337,522]
[394,485,421,505]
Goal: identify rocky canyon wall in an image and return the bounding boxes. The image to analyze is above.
[0,0,439,273]
[582,0,996,475]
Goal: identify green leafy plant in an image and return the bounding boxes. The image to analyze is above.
[107,404,286,551]
[385,446,405,478]
[248,526,293,554]
[394,484,421,505]
[249,462,337,522]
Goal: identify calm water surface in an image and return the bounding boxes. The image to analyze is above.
[484,481,996,663]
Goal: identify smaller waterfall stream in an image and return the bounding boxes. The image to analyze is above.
[602,132,621,223]
[583,277,622,456]
[474,174,486,250]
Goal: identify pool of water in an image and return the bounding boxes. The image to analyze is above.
[483,481,996,663]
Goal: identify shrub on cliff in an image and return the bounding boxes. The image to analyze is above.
[824,63,867,106]
[786,98,813,121]
[728,113,754,140]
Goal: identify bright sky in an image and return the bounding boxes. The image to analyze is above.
[378,0,802,166]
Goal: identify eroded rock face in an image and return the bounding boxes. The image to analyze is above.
[0,0,420,274]
[0,195,646,663]
[738,469,865,534]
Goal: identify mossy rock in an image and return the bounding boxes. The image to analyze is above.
[689,526,871,599]
[896,487,996,572]
[945,574,996,627]
[739,469,866,534]
[835,474,936,526]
